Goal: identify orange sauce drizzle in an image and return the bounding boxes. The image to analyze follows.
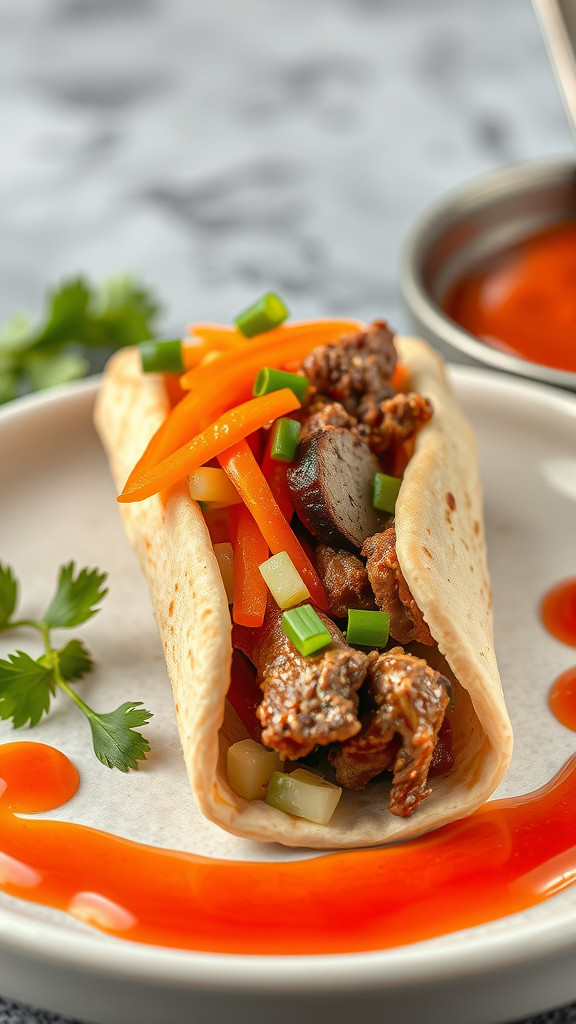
[443,221,576,373]
[2,741,576,955]
[541,577,576,647]
[550,667,576,733]
[542,577,576,731]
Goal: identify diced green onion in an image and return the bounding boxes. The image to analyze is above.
[213,542,234,604]
[281,605,331,656]
[259,551,310,610]
[269,418,301,462]
[139,339,184,373]
[227,739,283,801]
[234,292,290,338]
[373,472,402,513]
[346,608,390,647]
[265,768,342,824]
[253,367,309,403]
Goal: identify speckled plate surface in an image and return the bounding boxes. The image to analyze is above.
[0,369,575,1024]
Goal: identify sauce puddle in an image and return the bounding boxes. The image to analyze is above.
[2,741,576,955]
[443,221,576,373]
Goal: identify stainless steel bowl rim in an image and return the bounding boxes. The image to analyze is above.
[400,156,576,392]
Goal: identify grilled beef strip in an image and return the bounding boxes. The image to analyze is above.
[362,527,434,646]
[232,603,369,760]
[329,647,451,817]
[313,544,377,619]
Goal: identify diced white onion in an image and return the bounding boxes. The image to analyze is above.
[258,551,310,610]
[188,467,242,507]
[227,739,283,801]
[265,767,342,825]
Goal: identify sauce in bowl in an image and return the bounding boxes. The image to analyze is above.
[443,221,576,373]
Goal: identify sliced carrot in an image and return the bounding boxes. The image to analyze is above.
[179,318,365,393]
[391,361,411,394]
[163,373,186,407]
[126,318,365,486]
[228,504,269,628]
[218,440,327,611]
[181,326,248,370]
[118,389,300,504]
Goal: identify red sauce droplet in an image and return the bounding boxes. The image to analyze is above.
[541,577,576,647]
[2,742,576,954]
[443,221,576,373]
[550,666,576,732]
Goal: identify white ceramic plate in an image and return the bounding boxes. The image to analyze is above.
[0,369,576,1024]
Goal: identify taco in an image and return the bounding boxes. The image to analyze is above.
[94,317,512,849]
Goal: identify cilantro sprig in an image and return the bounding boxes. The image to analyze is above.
[0,562,152,771]
[0,275,161,403]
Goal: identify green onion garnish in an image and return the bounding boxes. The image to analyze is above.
[139,339,184,374]
[373,472,402,513]
[253,367,309,403]
[234,292,289,338]
[346,609,390,648]
[270,418,301,462]
[282,605,332,657]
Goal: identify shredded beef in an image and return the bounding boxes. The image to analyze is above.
[362,527,434,645]
[299,323,432,460]
[233,603,368,759]
[299,399,359,442]
[357,391,433,456]
[314,544,377,619]
[302,320,397,415]
[329,647,451,816]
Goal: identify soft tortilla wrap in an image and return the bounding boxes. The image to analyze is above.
[94,338,512,849]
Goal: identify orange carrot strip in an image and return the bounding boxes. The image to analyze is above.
[218,440,328,611]
[185,324,245,346]
[118,389,300,504]
[126,319,365,494]
[391,361,411,394]
[179,318,365,392]
[228,504,269,628]
[181,328,249,370]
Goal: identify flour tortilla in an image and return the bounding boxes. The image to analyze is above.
[94,339,512,849]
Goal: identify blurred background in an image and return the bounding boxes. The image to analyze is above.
[0,0,571,340]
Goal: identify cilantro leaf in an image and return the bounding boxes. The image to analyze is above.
[24,351,90,391]
[43,563,108,629]
[0,564,18,627]
[0,651,55,728]
[0,273,161,403]
[87,701,152,772]
[34,279,91,350]
[0,560,153,771]
[57,638,93,682]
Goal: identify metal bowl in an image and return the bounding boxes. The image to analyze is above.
[400,157,576,391]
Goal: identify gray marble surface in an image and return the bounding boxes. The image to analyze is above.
[1,0,574,1022]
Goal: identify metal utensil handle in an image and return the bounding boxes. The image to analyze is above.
[532,0,576,139]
